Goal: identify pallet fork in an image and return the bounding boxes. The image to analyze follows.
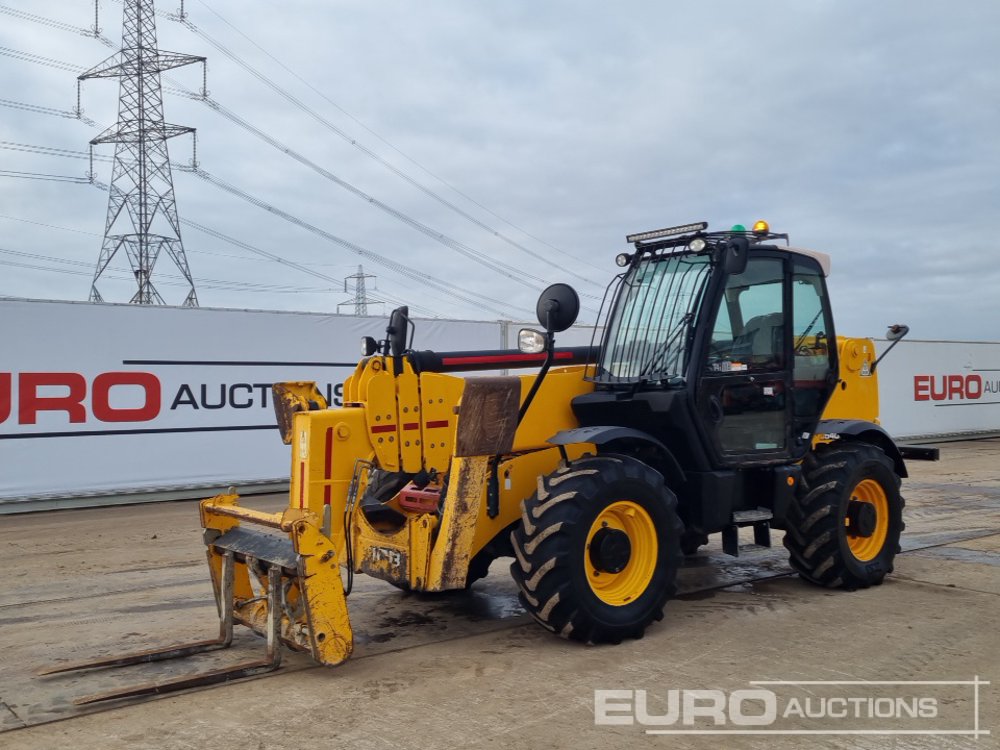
[39,493,353,703]
[38,552,283,704]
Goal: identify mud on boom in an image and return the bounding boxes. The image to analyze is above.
[44,220,936,702]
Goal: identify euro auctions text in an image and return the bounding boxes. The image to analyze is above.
[594,678,990,738]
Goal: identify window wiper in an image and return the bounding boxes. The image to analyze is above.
[794,308,824,350]
[639,312,694,381]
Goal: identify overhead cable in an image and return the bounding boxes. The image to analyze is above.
[192,0,608,278]
[168,84,561,293]
[187,167,530,319]
[174,14,606,287]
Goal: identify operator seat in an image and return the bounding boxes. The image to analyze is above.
[734,313,784,368]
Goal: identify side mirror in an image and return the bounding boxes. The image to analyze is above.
[872,323,910,373]
[386,306,410,358]
[886,324,910,342]
[723,236,749,275]
[535,283,579,333]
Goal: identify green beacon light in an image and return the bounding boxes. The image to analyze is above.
[730,224,746,233]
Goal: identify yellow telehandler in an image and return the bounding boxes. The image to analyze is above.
[43,220,934,703]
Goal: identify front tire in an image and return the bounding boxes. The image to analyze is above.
[783,441,904,589]
[510,455,682,643]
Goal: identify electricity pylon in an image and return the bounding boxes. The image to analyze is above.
[339,265,382,315]
[81,0,205,305]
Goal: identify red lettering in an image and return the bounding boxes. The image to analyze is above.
[19,372,87,424]
[915,373,984,402]
[947,375,965,400]
[966,374,983,400]
[92,372,161,422]
[0,373,10,423]
[929,375,948,401]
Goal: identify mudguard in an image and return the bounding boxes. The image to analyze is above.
[548,425,686,488]
[816,419,908,478]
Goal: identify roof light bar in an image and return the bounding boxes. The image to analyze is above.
[626,221,708,244]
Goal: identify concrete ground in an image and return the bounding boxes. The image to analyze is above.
[1,439,997,749]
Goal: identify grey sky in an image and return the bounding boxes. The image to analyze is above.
[1,1,998,339]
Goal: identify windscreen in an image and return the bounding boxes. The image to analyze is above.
[592,252,712,384]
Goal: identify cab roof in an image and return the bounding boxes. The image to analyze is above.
[626,222,832,277]
[785,247,832,276]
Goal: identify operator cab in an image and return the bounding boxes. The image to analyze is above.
[576,220,838,472]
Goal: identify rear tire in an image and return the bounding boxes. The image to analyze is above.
[783,442,904,590]
[510,455,682,643]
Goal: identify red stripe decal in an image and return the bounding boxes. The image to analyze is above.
[425,420,449,429]
[440,351,575,366]
[298,461,305,509]
[403,422,420,431]
[324,426,333,506]
[371,424,396,434]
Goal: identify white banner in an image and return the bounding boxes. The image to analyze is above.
[0,299,501,506]
[2,298,995,509]
[875,339,1000,440]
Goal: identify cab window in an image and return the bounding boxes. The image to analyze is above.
[791,258,835,433]
[706,258,785,373]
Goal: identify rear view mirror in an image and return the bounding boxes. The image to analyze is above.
[872,323,910,373]
[536,283,580,333]
[387,306,410,358]
[886,324,910,342]
[723,237,749,275]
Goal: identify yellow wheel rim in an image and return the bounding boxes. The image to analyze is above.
[845,479,889,562]
[585,500,658,606]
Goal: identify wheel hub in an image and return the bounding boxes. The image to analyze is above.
[846,499,878,538]
[589,527,632,574]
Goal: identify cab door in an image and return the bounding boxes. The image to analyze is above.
[788,257,838,448]
[697,255,791,464]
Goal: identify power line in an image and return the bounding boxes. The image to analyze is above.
[191,0,608,278]
[0,139,523,316]
[0,4,83,34]
[0,45,83,73]
[0,98,96,126]
[0,3,117,48]
[0,246,337,294]
[0,138,527,318]
[181,219,440,317]
[187,166,530,319]
[1,4,608,290]
[0,4,109,44]
[0,29,606,312]
[0,211,438,314]
[0,140,102,161]
[172,12,607,288]
[0,213,100,236]
[3,78,564,298]
[167,85,569,296]
[0,169,92,184]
